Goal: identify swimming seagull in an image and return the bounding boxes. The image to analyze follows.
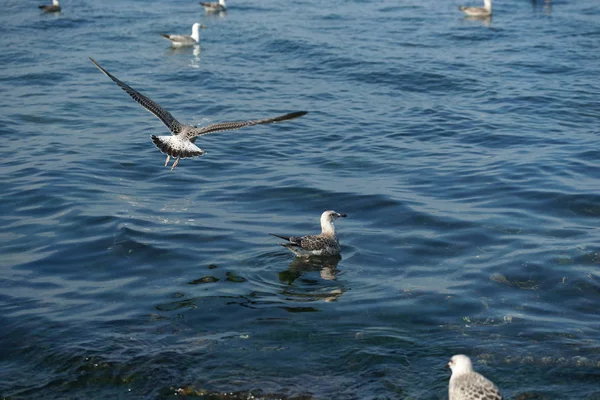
[270,211,347,257]
[448,355,503,400]
[162,23,206,47]
[89,58,307,170]
[199,0,226,13]
[458,0,492,17]
[39,0,60,12]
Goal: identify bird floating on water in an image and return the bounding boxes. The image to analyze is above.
[89,58,307,170]
[162,23,206,47]
[39,0,60,13]
[200,0,226,13]
[459,0,492,17]
[270,211,347,257]
[448,355,503,400]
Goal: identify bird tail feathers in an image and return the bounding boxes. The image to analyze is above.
[269,233,291,241]
[151,135,205,159]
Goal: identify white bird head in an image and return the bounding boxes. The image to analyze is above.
[191,23,207,41]
[448,354,474,377]
[319,210,346,238]
[321,210,347,223]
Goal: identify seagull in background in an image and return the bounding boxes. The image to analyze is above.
[162,23,206,47]
[89,58,307,170]
[39,0,60,13]
[200,0,226,13]
[271,211,347,257]
[459,0,492,17]
[448,355,503,400]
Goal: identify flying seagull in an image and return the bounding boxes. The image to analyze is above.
[89,58,307,170]
[448,355,503,400]
[162,23,206,47]
[270,211,347,257]
[39,0,60,12]
[199,0,226,13]
[459,0,492,17]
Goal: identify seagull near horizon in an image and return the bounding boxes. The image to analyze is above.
[39,0,60,12]
[459,0,492,17]
[89,58,307,170]
[200,0,226,12]
[270,211,347,257]
[162,23,206,47]
[448,355,503,400]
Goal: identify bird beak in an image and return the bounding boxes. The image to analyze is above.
[200,25,207,29]
[337,213,347,218]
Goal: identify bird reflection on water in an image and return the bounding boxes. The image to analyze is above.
[165,45,201,67]
[464,15,492,27]
[531,0,552,15]
[278,256,345,303]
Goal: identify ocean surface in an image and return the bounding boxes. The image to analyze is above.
[1,0,600,398]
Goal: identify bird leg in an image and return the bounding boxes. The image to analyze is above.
[170,157,180,171]
[164,155,171,167]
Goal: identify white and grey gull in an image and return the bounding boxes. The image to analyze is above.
[39,0,60,13]
[89,58,307,170]
[200,0,226,13]
[270,211,347,257]
[459,0,492,17]
[162,23,206,47]
[448,354,503,400]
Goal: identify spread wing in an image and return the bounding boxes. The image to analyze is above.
[89,58,183,134]
[188,111,307,139]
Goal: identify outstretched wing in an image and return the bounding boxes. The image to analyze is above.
[188,111,308,139]
[89,58,183,134]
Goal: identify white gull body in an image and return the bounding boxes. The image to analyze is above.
[459,0,492,17]
[448,355,503,400]
[39,0,60,12]
[270,211,347,257]
[89,58,307,170]
[162,23,206,47]
[200,0,226,12]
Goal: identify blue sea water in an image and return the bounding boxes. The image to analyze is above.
[1,0,600,398]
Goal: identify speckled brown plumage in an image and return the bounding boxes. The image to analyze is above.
[449,355,503,400]
[89,58,307,170]
[270,211,347,257]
